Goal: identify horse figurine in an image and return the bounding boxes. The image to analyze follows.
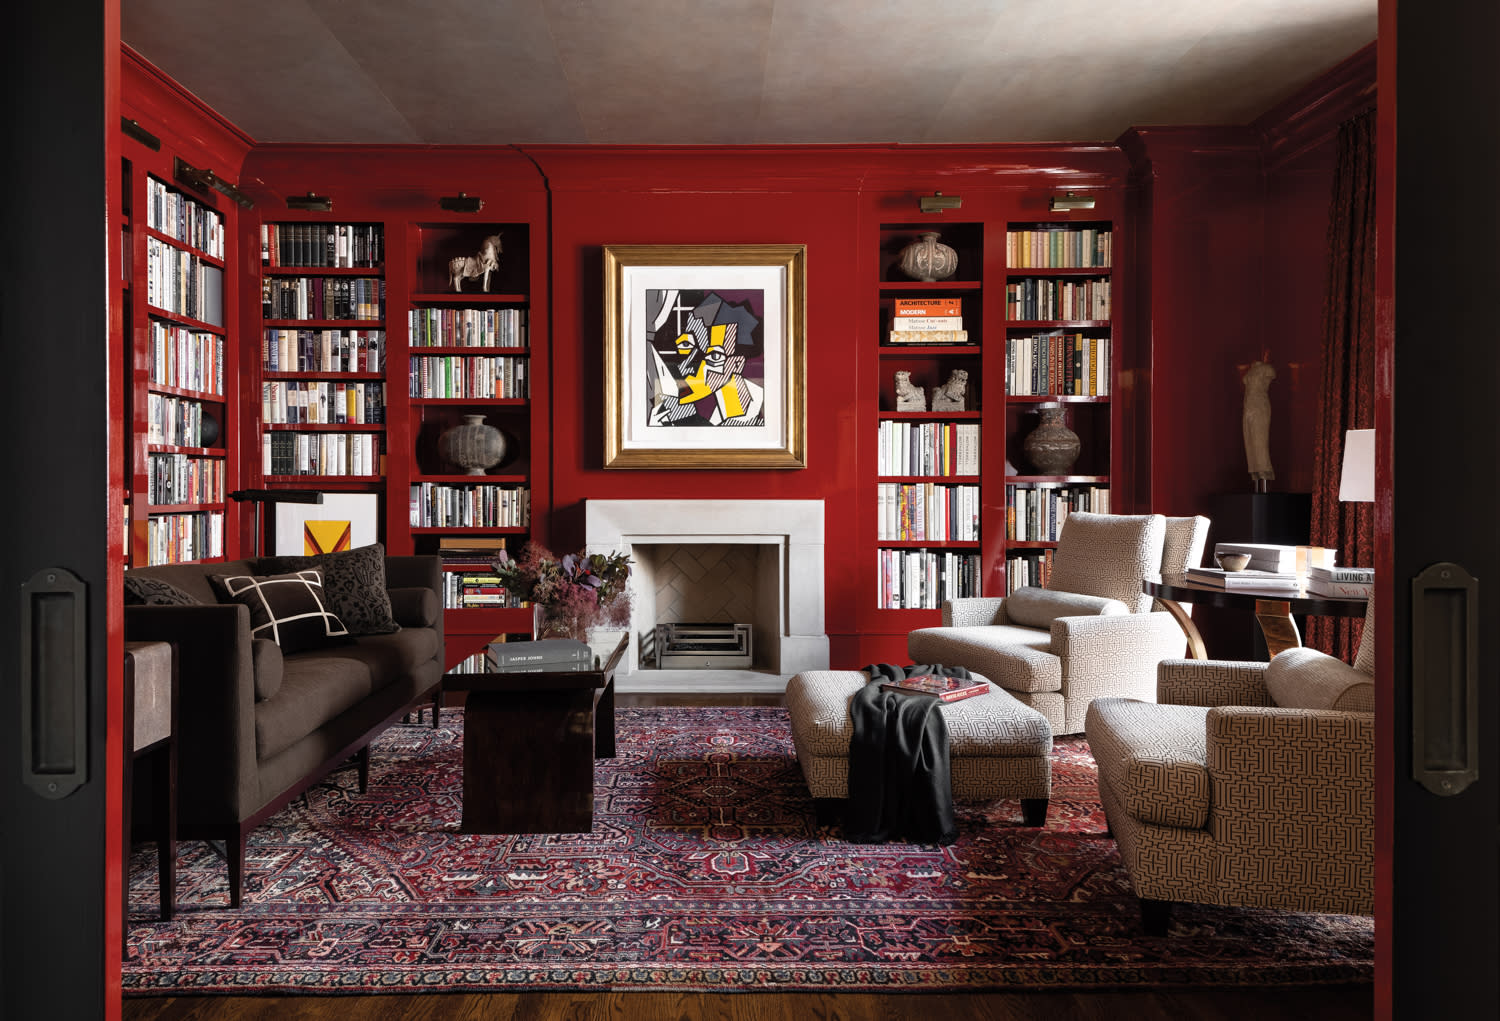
[449,234,502,292]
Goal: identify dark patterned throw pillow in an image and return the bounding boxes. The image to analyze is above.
[123,574,202,606]
[256,543,399,635]
[209,570,350,654]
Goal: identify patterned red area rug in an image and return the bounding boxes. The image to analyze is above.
[123,706,1372,994]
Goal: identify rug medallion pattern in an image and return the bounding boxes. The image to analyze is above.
[123,706,1373,993]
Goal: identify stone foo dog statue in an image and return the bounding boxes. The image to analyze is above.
[450,234,502,292]
[930,368,969,411]
[894,370,927,411]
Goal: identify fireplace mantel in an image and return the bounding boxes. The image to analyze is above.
[584,499,829,691]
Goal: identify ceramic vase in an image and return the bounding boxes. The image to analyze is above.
[1022,405,1081,474]
[438,414,506,475]
[898,231,958,282]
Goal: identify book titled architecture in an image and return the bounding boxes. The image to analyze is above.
[1184,566,1302,591]
[878,673,990,702]
[484,638,592,670]
[894,297,962,317]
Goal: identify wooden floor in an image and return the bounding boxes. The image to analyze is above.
[122,693,1373,1021]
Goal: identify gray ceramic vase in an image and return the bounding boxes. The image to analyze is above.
[1022,405,1081,474]
[439,414,507,474]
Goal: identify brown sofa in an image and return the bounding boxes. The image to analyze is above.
[123,553,444,906]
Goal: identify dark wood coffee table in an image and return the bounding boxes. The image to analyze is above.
[1145,574,1368,660]
[443,634,627,834]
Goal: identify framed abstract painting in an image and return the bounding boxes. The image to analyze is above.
[273,492,379,556]
[602,243,806,469]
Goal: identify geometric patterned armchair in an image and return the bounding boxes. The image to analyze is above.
[1084,599,1376,935]
[908,512,1209,736]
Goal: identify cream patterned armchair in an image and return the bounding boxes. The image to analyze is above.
[1085,600,1376,935]
[908,512,1209,735]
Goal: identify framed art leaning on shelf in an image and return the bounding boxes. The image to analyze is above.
[602,243,807,469]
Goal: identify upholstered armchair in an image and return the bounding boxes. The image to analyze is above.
[908,512,1209,735]
[1085,600,1376,935]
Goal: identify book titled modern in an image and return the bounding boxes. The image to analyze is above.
[878,673,990,702]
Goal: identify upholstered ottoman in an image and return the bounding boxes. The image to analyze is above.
[785,670,1053,826]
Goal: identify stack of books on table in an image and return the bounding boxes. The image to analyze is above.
[1211,542,1338,574]
[1306,565,1373,598]
[878,673,990,702]
[886,298,969,345]
[1184,565,1303,591]
[484,638,593,671]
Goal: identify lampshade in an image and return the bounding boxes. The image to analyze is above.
[1338,429,1375,502]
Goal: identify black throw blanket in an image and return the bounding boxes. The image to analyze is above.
[844,663,970,845]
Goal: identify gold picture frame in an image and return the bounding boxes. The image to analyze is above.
[603,243,806,469]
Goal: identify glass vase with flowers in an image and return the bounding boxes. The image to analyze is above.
[492,542,632,643]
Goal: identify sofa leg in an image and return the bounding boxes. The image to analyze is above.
[1140,897,1172,937]
[431,685,442,729]
[1021,798,1049,827]
[227,830,246,909]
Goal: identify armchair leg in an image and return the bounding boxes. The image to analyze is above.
[357,745,370,794]
[1021,798,1049,827]
[1140,897,1172,937]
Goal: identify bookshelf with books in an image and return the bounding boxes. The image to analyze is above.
[1003,220,1116,594]
[871,222,987,615]
[257,220,388,488]
[120,123,241,567]
[858,190,1126,649]
[404,220,542,658]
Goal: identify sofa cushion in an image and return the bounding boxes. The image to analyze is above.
[257,543,400,636]
[250,638,284,702]
[389,586,440,629]
[1265,647,1376,713]
[123,574,201,606]
[1085,697,1211,830]
[210,570,350,654]
[336,628,442,691]
[254,653,375,761]
[1046,512,1165,613]
[1004,586,1128,628]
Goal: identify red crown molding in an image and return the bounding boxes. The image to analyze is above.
[240,144,546,207]
[1116,126,1261,179]
[522,143,1129,193]
[1254,43,1377,171]
[121,44,253,172]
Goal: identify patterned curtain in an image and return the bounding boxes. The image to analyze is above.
[1307,110,1376,658]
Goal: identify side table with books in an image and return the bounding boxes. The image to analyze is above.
[442,635,626,835]
[1145,574,1367,660]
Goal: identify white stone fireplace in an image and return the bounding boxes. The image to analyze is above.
[585,499,829,692]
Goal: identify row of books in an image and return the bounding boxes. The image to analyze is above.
[261,380,385,425]
[146,452,223,506]
[1006,227,1112,269]
[408,483,531,528]
[436,536,510,568]
[143,509,223,565]
[260,222,384,268]
[146,176,225,259]
[146,238,225,326]
[148,322,224,395]
[1005,278,1111,322]
[876,482,980,542]
[145,393,215,448]
[441,571,526,609]
[408,355,530,399]
[876,548,982,609]
[262,328,385,374]
[876,421,981,477]
[1307,564,1373,598]
[262,276,385,321]
[262,431,382,477]
[1006,484,1109,541]
[1007,333,1110,397]
[1006,548,1054,593]
[409,307,527,348]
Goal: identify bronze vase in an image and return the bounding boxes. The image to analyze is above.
[898,231,958,282]
[1022,405,1081,474]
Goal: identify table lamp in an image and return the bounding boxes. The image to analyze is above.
[1338,429,1375,503]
